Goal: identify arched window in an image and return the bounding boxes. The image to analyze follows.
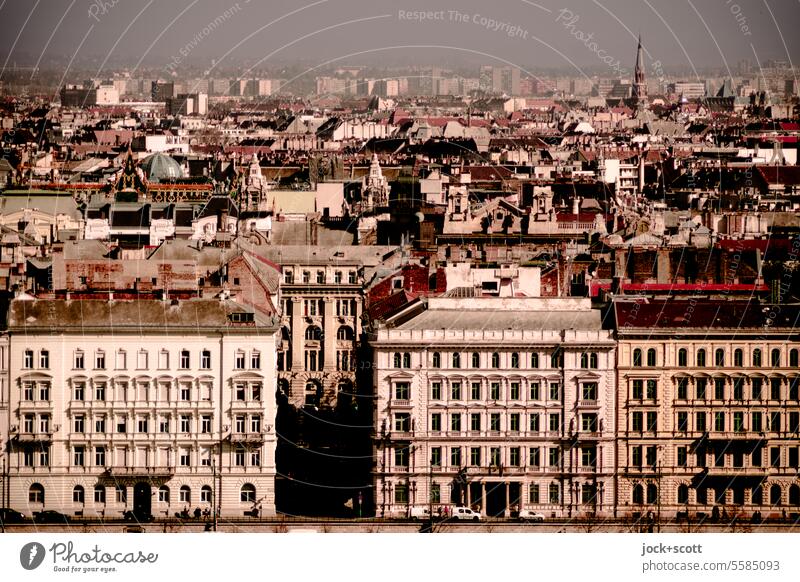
[632,349,643,367]
[29,483,44,504]
[336,326,354,341]
[677,348,688,367]
[771,349,781,367]
[73,485,85,504]
[789,485,800,506]
[431,352,441,368]
[179,485,191,503]
[491,353,500,368]
[94,484,106,504]
[753,349,762,367]
[452,352,461,369]
[646,349,657,367]
[201,485,212,503]
[241,483,256,503]
[394,353,402,368]
[790,349,799,368]
[589,353,598,369]
[734,349,743,367]
[550,349,562,369]
[677,484,689,504]
[580,353,589,369]
[632,484,644,505]
[402,353,411,368]
[530,353,539,369]
[510,353,519,369]
[471,353,480,368]
[646,483,658,504]
[770,484,782,506]
[305,326,322,341]
[158,485,170,503]
[696,349,706,367]
[715,349,725,367]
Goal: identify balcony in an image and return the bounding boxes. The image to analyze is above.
[229,430,268,445]
[577,399,599,408]
[15,432,53,443]
[389,399,412,408]
[102,466,175,479]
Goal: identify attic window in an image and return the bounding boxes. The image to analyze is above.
[392,277,403,290]
[229,312,254,323]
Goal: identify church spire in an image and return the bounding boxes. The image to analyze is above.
[633,34,647,108]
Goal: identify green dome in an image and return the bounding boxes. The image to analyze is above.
[140,153,183,182]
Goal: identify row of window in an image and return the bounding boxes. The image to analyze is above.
[28,483,258,505]
[393,350,578,370]
[632,347,800,368]
[671,377,800,401]
[632,483,800,507]
[21,381,262,403]
[393,444,597,469]
[670,410,800,434]
[21,412,262,436]
[23,349,262,371]
[417,380,597,403]
[629,445,800,470]
[283,269,357,284]
[413,411,600,434]
[20,445,263,469]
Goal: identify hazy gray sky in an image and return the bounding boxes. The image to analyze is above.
[0,0,797,74]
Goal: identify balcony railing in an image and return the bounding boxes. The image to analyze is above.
[229,431,268,444]
[103,466,175,478]
[15,432,53,443]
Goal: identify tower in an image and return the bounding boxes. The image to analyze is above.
[633,35,647,108]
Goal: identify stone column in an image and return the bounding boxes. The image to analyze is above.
[290,297,303,370]
[323,297,336,373]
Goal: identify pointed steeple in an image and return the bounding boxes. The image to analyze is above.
[633,34,647,107]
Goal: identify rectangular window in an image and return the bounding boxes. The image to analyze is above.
[394,413,411,432]
[549,413,561,433]
[115,350,126,370]
[74,351,85,369]
[450,447,462,467]
[94,383,106,401]
[490,383,500,400]
[95,447,106,467]
[490,447,501,467]
[180,415,191,433]
[490,413,501,432]
[137,350,148,369]
[549,383,560,401]
[769,412,781,432]
[529,382,540,400]
[201,415,212,433]
[581,413,598,433]
[677,411,688,432]
[582,383,597,401]
[714,412,725,432]
[431,382,442,400]
[39,350,49,368]
[549,483,560,504]
[677,447,687,467]
[714,378,725,400]
[733,412,745,433]
[631,446,642,467]
[529,447,540,467]
[677,378,688,400]
[74,415,85,433]
[74,446,85,467]
[235,448,245,467]
[251,352,261,369]
[450,382,462,401]
[632,411,643,432]
[696,412,707,432]
[529,413,540,432]
[509,382,520,400]
[632,379,643,400]
[696,379,707,400]
[526,484,539,504]
[138,417,148,433]
[646,380,657,400]
[548,447,560,467]
[160,417,170,433]
[95,351,106,369]
[510,413,520,432]
[470,413,481,432]
[450,413,461,432]
[470,382,481,400]
[646,412,658,432]
[394,446,409,468]
[74,383,85,401]
[430,413,441,432]
[470,447,481,466]
[431,447,442,467]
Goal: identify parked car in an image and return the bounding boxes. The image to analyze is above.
[33,510,71,524]
[409,507,431,521]
[518,509,545,522]
[451,507,481,521]
[0,508,27,525]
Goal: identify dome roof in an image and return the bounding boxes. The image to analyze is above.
[140,153,183,182]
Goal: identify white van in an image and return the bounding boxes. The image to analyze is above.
[452,507,481,521]
[409,507,431,520]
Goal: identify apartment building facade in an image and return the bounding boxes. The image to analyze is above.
[371,297,617,519]
[5,298,279,519]
[614,299,800,520]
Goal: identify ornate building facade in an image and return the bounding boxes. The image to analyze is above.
[370,297,617,519]
[5,298,279,519]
